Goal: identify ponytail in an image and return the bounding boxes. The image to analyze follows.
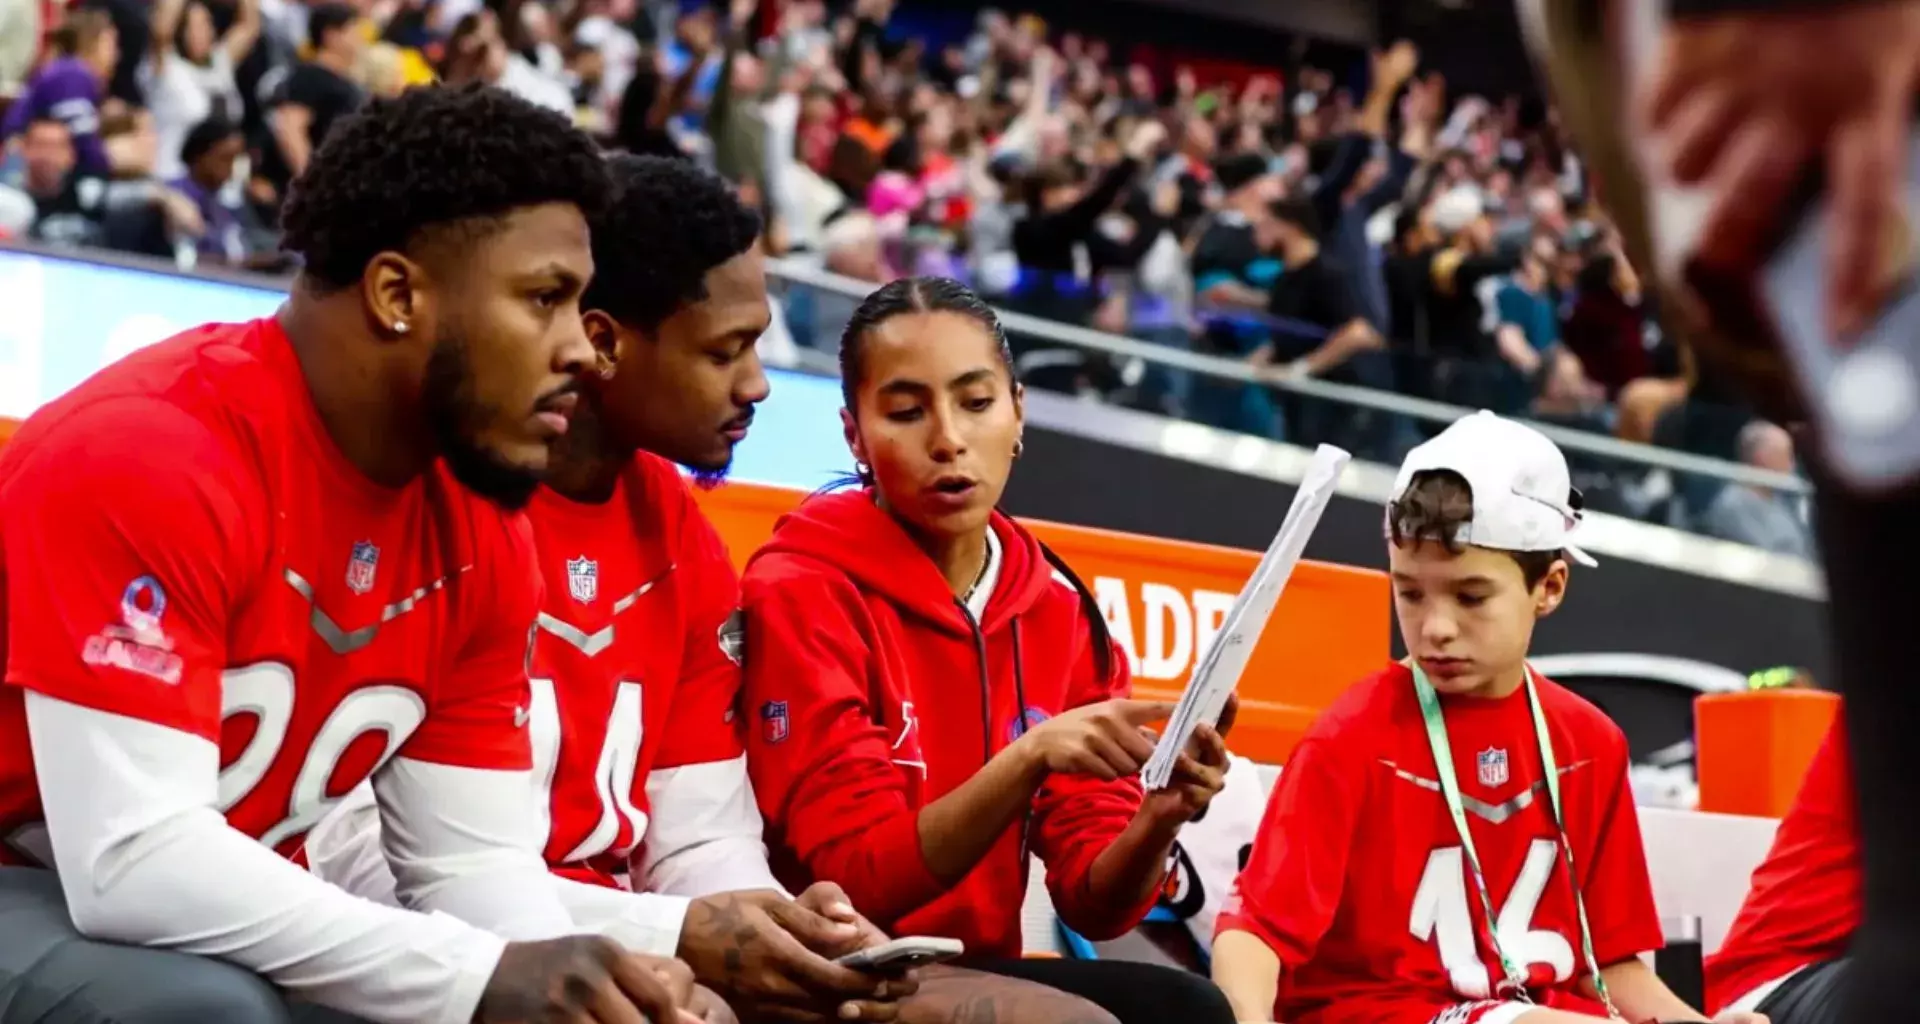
[1038,541,1117,685]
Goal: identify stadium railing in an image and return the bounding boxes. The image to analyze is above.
[764,258,1812,536]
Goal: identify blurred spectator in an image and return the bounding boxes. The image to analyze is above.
[1700,420,1813,559]
[439,8,570,113]
[1422,183,1517,407]
[3,112,201,253]
[793,208,887,353]
[1187,150,1282,435]
[259,1,364,201]
[1257,195,1390,447]
[6,117,103,246]
[1257,198,1381,384]
[140,0,258,180]
[1306,43,1426,335]
[0,0,39,93]
[3,8,120,176]
[1010,118,1160,312]
[171,115,265,266]
[1485,230,1564,414]
[355,42,410,101]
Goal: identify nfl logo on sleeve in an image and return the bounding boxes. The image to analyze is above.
[345,541,379,595]
[1477,747,1509,788]
[566,557,598,604]
[760,700,790,744]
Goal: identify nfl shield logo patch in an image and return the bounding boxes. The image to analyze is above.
[1477,747,1509,788]
[760,700,790,744]
[346,541,379,595]
[566,557,598,604]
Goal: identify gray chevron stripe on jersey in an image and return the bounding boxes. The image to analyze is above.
[1378,758,1594,825]
[535,565,675,657]
[283,566,463,656]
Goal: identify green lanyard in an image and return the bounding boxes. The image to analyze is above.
[1410,663,1617,1018]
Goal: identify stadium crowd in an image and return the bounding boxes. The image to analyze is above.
[0,0,1812,556]
[0,0,1879,1023]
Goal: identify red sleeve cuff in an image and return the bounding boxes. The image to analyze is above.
[1214,901,1307,968]
[843,811,949,927]
[1052,854,1161,941]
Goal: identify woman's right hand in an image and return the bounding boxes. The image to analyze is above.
[1014,699,1174,780]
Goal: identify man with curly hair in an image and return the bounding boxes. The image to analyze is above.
[0,85,702,1024]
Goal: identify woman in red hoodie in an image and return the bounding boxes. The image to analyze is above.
[740,277,1237,1023]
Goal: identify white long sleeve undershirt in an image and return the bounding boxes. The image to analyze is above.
[307,754,788,959]
[27,692,579,1024]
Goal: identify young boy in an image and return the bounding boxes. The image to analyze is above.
[1209,411,1761,1024]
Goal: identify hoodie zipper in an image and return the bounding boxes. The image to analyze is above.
[957,600,993,766]
[957,600,1035,868]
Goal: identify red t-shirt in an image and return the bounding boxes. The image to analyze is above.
[1704,716,1859,1012]
[0,318,539,865]
[1217,664,1662,1024]
[521,453,745,887]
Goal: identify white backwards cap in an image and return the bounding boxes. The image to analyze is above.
[1387,410,1598,567]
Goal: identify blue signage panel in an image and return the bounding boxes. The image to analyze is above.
[0,248,854,491]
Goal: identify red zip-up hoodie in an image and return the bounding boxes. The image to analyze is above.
[739,490,1154,957]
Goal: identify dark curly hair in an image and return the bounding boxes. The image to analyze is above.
[581,154,763,332]
[280,83,612,291]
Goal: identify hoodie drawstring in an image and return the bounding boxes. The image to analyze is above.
[1011,618,1033,865]
[959,604,1035,864]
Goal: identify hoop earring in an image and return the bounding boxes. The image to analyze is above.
[1013,439,1025,458]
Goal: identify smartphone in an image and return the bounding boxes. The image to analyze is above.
[1748,127,1920,493]
[834,936,965,973]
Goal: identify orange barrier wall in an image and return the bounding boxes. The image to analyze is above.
[0,417,1387,763]
[1695,689,1841,818]
[695,480,1391,764]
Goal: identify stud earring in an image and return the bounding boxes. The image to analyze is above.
[392,320,409,334]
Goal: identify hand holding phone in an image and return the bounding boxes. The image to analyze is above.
[834,936,964,973]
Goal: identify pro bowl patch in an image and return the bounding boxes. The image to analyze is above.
[1008,706,1051,743]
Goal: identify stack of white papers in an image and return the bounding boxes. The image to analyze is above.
[1141,444,1352,790]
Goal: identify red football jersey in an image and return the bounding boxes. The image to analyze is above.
[1704,716,1859,1012]
[521,453,744,887]
[0,319,539,865]
[1218,664,1662,1024]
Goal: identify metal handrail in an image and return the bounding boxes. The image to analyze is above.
[0,238,1809,495]
[766,257,1812,495]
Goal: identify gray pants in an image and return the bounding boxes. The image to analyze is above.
[1756,958,1849,1024]
[0,868,369,1024]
